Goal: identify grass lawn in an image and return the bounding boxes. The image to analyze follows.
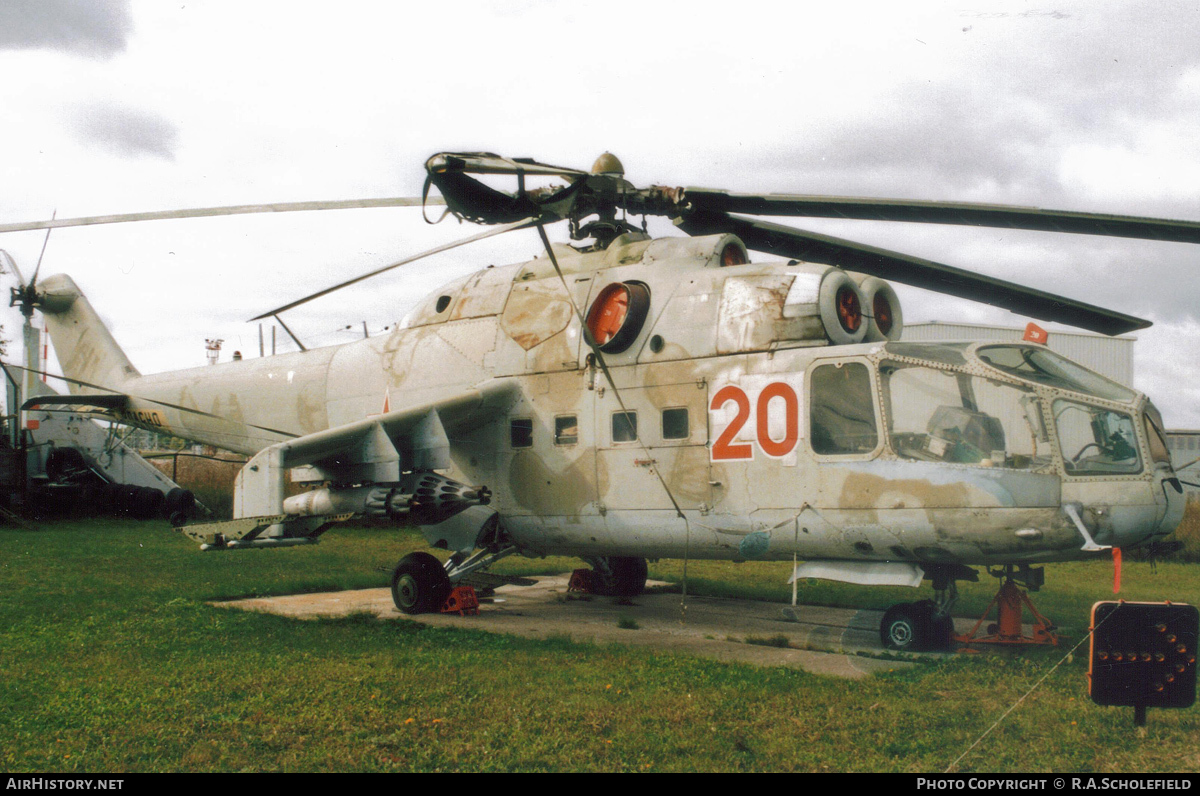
[2,518,1198,772]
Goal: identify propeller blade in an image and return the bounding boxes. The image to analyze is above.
[249,216,537,321]
[677,212,1151,336]
[682,189,1200,245]
[0,197,444,235]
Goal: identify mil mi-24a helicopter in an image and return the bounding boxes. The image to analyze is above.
[4,151,1196,651]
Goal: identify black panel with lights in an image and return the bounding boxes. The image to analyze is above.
[1089,601,1198,717]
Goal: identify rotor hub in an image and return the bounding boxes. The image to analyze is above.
[591,152,624,176]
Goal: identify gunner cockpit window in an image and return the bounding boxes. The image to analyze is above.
[884,362,1049,470]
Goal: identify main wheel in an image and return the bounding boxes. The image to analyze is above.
[592,556,649,597]
[929,613,956,651]
[390,552,452,615]
[881,602,931,651]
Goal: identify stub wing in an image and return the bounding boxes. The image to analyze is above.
[179,379,519,550]
[264,377,519,479]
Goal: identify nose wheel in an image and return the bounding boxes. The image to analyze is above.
[880,599,955,651]
[880,566,968,651]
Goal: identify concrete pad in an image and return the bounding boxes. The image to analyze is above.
[216,575,951,679]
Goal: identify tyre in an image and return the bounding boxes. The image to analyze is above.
[117,485,141,516]
[390,552,452,615]
[100,482,123,514]
[165,488,196,519]
[881,602,929,651]
[593,556,648,597]
[929,613,956,651]
[133,487,164,520]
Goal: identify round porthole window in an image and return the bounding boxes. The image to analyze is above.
[585,282,650,353]
[720,242,748,266]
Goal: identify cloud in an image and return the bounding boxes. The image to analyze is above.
[66,102,179,161]
[0,0,132,58]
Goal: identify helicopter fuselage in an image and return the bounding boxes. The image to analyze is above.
[37,231,1186,569]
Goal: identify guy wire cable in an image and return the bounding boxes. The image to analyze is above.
[944,607,1115,773]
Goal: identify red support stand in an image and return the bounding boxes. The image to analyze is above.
[568,568,597,593]
[956,579,1059,647]
[441,586,479,616]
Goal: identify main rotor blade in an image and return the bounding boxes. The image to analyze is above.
[426,152,588,179]
[6,361,297,438]
[29,210,55,287]
[677,213,1151,336]
[0,197,445,235]
[249,216,537,321]
[0,249,25,287]
[682,189,1200,245]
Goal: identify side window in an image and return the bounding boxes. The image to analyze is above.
[555,415,578,446]
[662,407,689,440]
[1054,399,1141,475]
[612,411,638,443]
[810,362,878,455]
[510,418,533,448]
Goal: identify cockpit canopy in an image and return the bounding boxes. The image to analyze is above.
[975,344,1137,403]
[864,342,1148,475]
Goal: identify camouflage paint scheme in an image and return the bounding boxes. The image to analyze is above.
[34,231,1185,568]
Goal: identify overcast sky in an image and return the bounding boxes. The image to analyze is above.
[1,1,1199,426]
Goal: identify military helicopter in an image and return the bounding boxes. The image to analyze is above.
[4,151,1195,651]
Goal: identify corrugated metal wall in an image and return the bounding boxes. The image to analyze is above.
[902,322,1135,386]
[1167,432,1200,495]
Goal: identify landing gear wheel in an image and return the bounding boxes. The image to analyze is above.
[881,601,940,651]
[592,556,648,597]
[390,552,452,615]
[929,614,956,651]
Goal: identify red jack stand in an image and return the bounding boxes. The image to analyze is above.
[956,578,1058,647]
[441,586,479,616]
[568,568,597,593]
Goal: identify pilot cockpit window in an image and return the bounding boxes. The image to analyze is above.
[977,345,1136,403]
[1053,399,1141,475]
[810,362,878,455]
[883,363,1049,470]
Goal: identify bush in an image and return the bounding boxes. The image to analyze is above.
[1171,495,1200,562]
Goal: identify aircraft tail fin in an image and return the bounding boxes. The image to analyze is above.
[35,274,141,390]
